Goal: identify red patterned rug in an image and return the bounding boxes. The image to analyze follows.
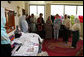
[42,38,83,56]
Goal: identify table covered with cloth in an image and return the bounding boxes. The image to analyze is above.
[11,32,43,56]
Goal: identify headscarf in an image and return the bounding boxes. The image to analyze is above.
[74,18,80,24]
[1,16,11,44]
[46,16,52,25]
[70,15,75,25]
[70,18,81,31]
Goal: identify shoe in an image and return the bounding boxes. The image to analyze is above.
[70,46,76,49]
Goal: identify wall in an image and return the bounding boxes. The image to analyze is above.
[1,1,25,36]
[45,1,83,5]
[80,23,83,37]
[45,3,51,22]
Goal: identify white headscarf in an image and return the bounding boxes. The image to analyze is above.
[74,18,80,24]
[71,18,81,31]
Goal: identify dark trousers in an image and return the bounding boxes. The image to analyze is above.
[37,30,45,39]
[38,38,42,53]
[72,31,79,48]
[1,44,12,56]
[63,27,69,43]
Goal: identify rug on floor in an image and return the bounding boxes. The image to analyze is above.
[42,38,83,56]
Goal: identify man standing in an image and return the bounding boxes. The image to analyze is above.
[19,13,28,33]
[63,14,71,43]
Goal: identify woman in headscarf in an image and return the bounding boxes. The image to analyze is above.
[30,14,37,33]
[1,16,11,56]
[45,16,52,39]
[53,14,61,40]
[70,18,81,48]
[37,13,45,38]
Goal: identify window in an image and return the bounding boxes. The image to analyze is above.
[30,5,45,18]
[51,5,64,16]
[77,6,83,16]
[30,6,37,15]
[38,6,44,18]
[65,5,76,16]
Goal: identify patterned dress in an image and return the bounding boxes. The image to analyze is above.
[45,18,52,38]
[53,18,61,40]
[37,17,45,38]
[30,17,36,32]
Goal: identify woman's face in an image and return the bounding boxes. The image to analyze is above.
[40,14,43,18]
[56,15,59,19]
[64,15,67,19]
[31,14,34,17]
[74,18,80,23]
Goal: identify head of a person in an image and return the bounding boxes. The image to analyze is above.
[74,18,80,24]
[39,13,43,18]
[64,14,68,19]
[31,14,34,17]
[26,14,28,17]
[22,12,25,16]
[55,14,59,19]
[26,14,28,19]
[47,16,51,21]
[68,15,70,19]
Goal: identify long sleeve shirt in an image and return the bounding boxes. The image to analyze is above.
[63,18,71,29]
[19,15,28,33]
[70,23,81,31]
[1,16,11,44]
[53,18,61,30]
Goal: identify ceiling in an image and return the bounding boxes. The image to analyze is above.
[24,1,83,5]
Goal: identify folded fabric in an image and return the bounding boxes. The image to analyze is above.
[11,32,43,56]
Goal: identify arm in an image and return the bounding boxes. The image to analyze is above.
[21,21,28,33]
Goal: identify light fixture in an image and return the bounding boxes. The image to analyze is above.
[8,1,11,4]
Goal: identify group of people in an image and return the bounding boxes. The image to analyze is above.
[19,13,81,49]
[53,14,81,49]
[1,11,81,56]
[54,14,81,49]
[19,13,45,38]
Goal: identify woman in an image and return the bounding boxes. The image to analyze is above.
[30,14,37,33]
[37,13,45,38]
[53,14,61,40]
[45,16,52,39]
[70,18,81,48]
[1,16,11,56]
